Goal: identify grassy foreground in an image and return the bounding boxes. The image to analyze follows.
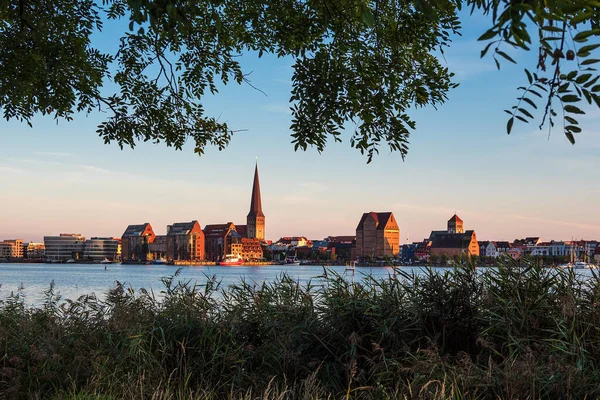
[1,261,600,399]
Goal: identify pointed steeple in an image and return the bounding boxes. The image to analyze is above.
[248,163,264,218]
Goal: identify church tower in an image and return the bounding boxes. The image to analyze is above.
[447,214,464,234]
[247,163,265,240]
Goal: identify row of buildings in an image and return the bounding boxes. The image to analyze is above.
[0,235,119,262]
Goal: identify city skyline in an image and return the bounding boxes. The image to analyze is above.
[2,10,600,243]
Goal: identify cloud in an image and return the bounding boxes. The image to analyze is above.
[81,165,113,174]
[300,181,328,192]
[507,214,599,232]
[32,151,73,157]
[264,104,291,114]
[0,166,26,174]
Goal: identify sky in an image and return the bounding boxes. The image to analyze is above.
[1,10,600,244]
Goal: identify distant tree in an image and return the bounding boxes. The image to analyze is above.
[2,0,600,161]
[430,254,439,265]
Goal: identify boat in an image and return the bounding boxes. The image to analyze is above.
[285,256,300,265]
[100,258,113,264]
[152,258,168,265]
[66,259,76,264]
[219,255,244,266]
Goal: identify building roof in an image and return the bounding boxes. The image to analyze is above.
[327,235,356,243]
[478,241,490,247]
[168,221,201,236]
[430,231,474,249]
[122,223,152,237]
[236,225,247,237]
[448,214,463,223]
[495,241,511,248]
[247,163,265,218]
[356,212,395,231]
[429,230,447,240]
[204,223,236,237]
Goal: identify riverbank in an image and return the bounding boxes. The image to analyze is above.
[1,260,599,399]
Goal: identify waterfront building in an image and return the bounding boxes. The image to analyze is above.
[595,246,600,263]
[495,241,511,257]
[166,221,205,261]
[478,241,490,257]
[327,236,356,260]
[507,247,522,260]
[429,215,479,258]
[44,234,86,261]
[353,212,400,258]
[485,242,498,258]
[23,242,45,259]
[430,231,479,258]
[277,236,309,247]
[83,237,120,261]
[204,223,241,261]
[0,239,24,259]
[246,163,265,240]
[121,223,156,262]
[240,237,263,261]
[149,235,167,260]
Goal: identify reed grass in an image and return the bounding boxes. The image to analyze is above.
[1,259,600,399]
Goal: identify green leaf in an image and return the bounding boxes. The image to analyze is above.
[565,131,576,144]
[581,59,600,65]
[566,125,582,133]
[577,43,600,56]
[564,105,585,114]
[560,94,579,102]
[576,73,592,84]
[564,116,578,124]
[481,42,494,58]
[573,29,600,43]
[362,9,374,26]
[496,50,516,63]
[507,117,514,134]
[518,108,533,118]
[525,69,532,84]
[522,97,537,109]
[479,29,497,41]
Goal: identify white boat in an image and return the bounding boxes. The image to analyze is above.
[100,258,112,264]
[285,256,300,265]
[152,258,168,265]
[66,259,76,264]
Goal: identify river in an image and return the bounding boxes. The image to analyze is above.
[0,262,425,306]
[1,263,595,307]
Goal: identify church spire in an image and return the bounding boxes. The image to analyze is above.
[247,162,265,240]
[248,162,264,218]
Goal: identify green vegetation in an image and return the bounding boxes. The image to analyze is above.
[2,261,600,399]
[2,0,600,161]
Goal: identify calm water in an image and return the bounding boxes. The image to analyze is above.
[1,263,595,307]
[0,263,425,306]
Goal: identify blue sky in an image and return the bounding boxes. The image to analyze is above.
[2,10,599,243]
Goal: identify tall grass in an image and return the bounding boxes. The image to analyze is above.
[1,260,600,399]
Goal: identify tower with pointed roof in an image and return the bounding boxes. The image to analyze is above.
[447,214,464,234]
[247,163,265,240]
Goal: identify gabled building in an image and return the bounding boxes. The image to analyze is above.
[478,241,490,257]
[327,236,356,260]
[166,221,205,261]
[121,223,155,262]
[495,241,511,256]
[430,231,479,258]
[353,212,400,258]
[204,222,241,261]
[428,214,479,258]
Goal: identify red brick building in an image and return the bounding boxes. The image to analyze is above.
[353,212,400,258]
[240,237,263,261]
[121,223,156,262]
[166,221,205,261]
[203,223,241,261]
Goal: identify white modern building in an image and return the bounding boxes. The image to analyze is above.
[83,237,120,261]
[44,234,86,261]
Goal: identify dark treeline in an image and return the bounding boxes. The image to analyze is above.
[2,261,600,399]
